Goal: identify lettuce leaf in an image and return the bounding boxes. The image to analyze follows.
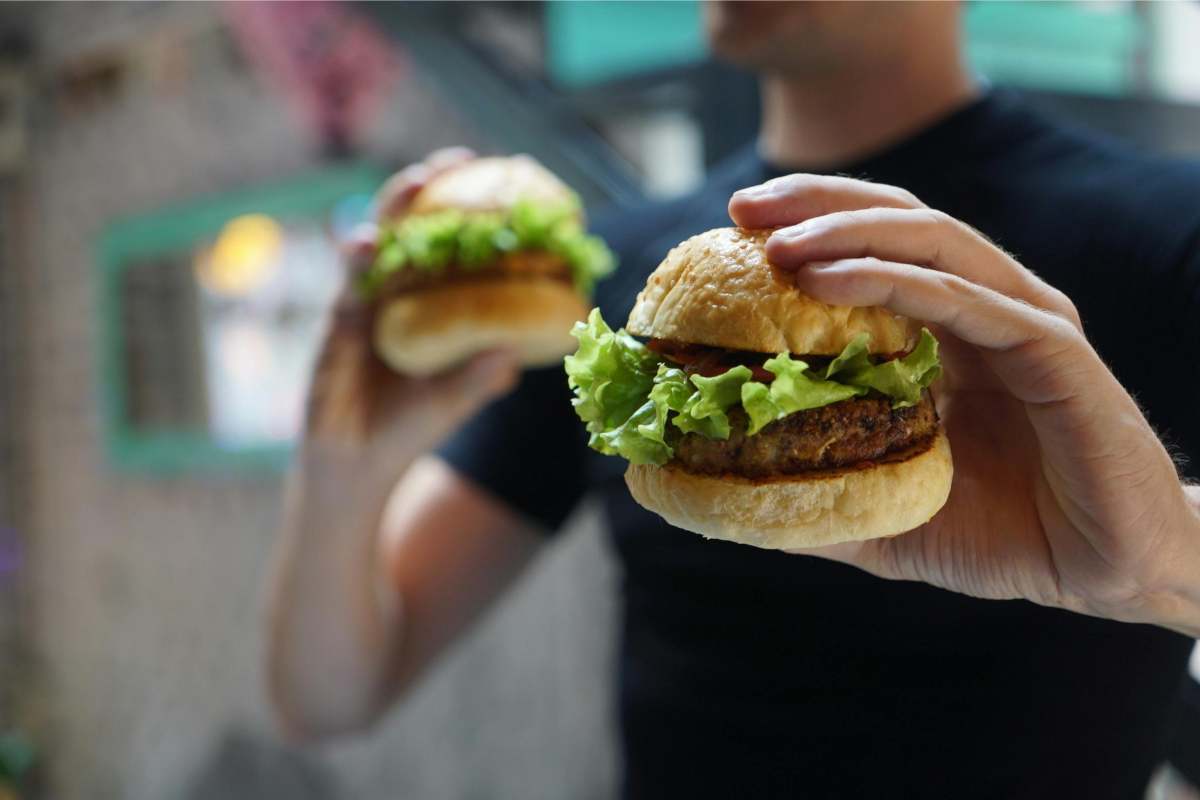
[819,329,942,408]
[565,308,656,432]
[741,353,867,435]
[675,366,753,439]
[360,195,616,298]
[642,366,692,445]
[456,212,506,269]
[400,209,463,271]
[565,309,667,463]
[565,310,944,464]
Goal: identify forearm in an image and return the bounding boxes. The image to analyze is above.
[266,449,409,742]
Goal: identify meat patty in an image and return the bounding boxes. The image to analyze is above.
[665,393,938,478]
[380,251,571,300]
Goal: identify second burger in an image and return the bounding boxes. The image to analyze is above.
[360,156,616,375]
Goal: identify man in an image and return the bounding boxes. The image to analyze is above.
[267,3,1200,797]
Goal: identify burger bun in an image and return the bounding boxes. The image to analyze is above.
[628,227,921,356]
[624,428,953,550]
[374,278,589,376]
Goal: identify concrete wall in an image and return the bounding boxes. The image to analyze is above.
[5,4,618,798]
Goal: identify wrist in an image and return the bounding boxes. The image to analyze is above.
[1171,486,1200,636]
[1141,485,1200,638]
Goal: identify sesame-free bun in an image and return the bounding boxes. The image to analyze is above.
[406,156,580,218]
[373,155,589,376]
[625,428,953,550]
[374,278,589,376]
[627,227,921,355]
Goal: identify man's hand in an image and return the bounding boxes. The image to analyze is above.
[267,149,535,742]
[730,175,1200,637]
[305,147,518,476]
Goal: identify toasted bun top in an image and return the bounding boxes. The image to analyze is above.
[626,227,922,355]
[406,156,579,217]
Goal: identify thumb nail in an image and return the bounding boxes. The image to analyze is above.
[734,184,770,199]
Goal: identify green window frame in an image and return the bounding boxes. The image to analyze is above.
[96,162,386,475]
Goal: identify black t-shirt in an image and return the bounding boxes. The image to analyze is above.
[441,90,1200,799]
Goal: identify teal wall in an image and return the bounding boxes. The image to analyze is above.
[545,1,1145,98]
[545,1,707,87]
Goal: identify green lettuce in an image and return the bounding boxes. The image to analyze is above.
[676,367,753,439]
[565,310,944,465]
[358,196,616,299]
[565,309,667,464]
[741,353,868,435]
[642,366,692,445]
[818,329,942,407]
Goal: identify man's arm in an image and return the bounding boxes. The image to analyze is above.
[263,147,562,742]
[267,453,542,742]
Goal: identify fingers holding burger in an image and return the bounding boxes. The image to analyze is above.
[566,227,952,550]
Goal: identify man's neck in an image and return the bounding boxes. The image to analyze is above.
[759,53,980,170]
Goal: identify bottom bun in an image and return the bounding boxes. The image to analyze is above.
[625,428,953,550]
[373,279,590,376]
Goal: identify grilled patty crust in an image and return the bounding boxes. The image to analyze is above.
[665,393,938,478]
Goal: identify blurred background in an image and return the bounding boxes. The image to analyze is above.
[0,2,1199,799]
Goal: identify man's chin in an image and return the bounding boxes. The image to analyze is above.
[704,3,830,73]
[704,1,778,64]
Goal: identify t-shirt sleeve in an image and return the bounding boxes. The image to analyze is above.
[436,363,591,532]
[435,196,694,531]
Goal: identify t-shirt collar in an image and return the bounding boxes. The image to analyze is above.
[753,87,1016,181]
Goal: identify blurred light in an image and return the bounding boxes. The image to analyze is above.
[1150,2,1200,103]
[196,213,284,296]
[331,193,373,240]
[217,323,274,382]
[637,109,704,199]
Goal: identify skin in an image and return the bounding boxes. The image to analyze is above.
[266,147,539,739]
[706,1,978,168]
[265,2,1198,744]
[728,177,1200,637]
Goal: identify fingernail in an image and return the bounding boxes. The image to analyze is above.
[734,184,770,199]
[804,260,836,270]
[770,224,810,243]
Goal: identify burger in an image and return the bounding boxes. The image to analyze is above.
[358,156,616,375]
[565,227,952,550]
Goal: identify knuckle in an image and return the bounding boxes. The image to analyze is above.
[858,256,891,273]
[921,208,953,226]
[1015,309,1083,362]
[936,269,975,299]
[1043,312,1085,348]
[882,184,923,208]
[920,208,965,239]
[1051,289,1083,327]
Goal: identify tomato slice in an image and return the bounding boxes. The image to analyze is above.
[663,351,696,365]
[649,339,774,382]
